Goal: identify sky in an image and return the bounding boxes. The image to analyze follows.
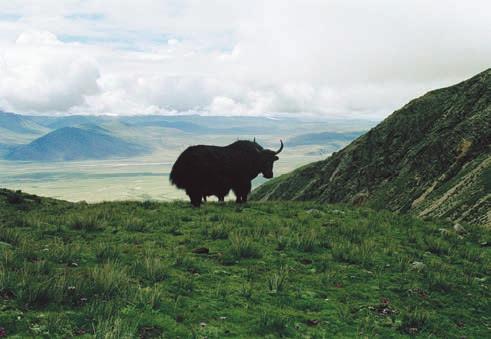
[0,1,489,119]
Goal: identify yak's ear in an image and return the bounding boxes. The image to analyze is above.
[274,156,279,161]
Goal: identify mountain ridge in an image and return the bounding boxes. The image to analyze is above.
[0,111,48,135]
[287,131,364,147]
[252,69,491,226]
[5,125,147,162]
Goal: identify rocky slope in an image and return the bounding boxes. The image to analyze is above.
[252,69,491,226]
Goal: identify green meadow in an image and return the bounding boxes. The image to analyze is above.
[0,189,489,338]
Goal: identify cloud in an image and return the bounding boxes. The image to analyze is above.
[0,1,490,118]
[15,30,60,45]
[0,31,100,112]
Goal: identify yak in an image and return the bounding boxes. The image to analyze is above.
[170,139,283,207]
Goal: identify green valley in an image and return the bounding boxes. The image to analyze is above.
[0,113,372,202]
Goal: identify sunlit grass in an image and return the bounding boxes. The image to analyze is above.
[0,189,489,337]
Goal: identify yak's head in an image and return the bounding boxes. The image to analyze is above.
[257,140,283,179]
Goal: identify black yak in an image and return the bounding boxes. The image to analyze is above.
[170,140,283,206]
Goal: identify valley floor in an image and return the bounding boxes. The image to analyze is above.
[0,190,490,338]
[0,146,322,203]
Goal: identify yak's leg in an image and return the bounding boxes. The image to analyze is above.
[234,181,251,204]
[241,181,252,203]
[186,189,202,207]
[233,188,242,203]
[202,195,207,202]
[218,188,228,202]
[190,194,202,207]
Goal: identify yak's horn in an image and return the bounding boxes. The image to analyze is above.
[275,140,284,154]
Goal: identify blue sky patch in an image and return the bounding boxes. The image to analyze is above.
[65,13,105,21]
[0,13,21,21]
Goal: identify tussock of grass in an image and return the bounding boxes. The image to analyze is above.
[94,316,138,339]
[133,286,164,310]
[0,194,490,337]
[294,228,319,252]
[124,217,147,232]
[47,238,81,264]
[256,310,291,336]
[267,266,289,293]
[400,308,434,335]
[133,256,168,284]
[0,227,21,246]
[202,222,229,240]
[229,231,261,259]
[87,263,129,298]
[69,213,104,231]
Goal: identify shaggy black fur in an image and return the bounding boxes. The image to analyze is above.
[170,140,283,206]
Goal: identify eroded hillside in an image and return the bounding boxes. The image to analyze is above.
[253,69,491,226]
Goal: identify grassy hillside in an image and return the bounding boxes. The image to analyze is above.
[5,125,147,162]
[0,189,489,338]
[252,69,491,226]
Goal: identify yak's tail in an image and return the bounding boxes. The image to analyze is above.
[169,155,189,189]
[169,163,182,188]
[170,146,205,189]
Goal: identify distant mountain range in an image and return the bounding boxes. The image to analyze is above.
[253,69,491,226]
[0,111,374,162]
[5,125,147,161]
[0,111,50,140]
[125,119,269,134]
[287,131,364,147]
[0,111,47,135]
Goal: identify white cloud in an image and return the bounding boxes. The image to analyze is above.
[209,96,247,116]
[16,30,59,45]
[0,0,490,118]
[0,31,100,112]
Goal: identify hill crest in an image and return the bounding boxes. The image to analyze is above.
[5,125,147,161]
[252,69,491,226]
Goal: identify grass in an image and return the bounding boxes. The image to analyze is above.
[229,231,262,259]
[267,266,289,294]
[0,189,490,337]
